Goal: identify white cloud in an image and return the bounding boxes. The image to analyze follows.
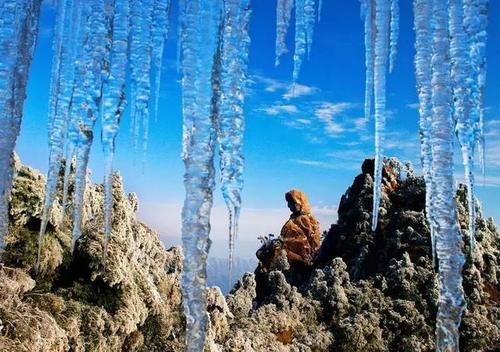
[314,102,355,136]
[283,83,317,100]
[259,104,299,116]
[293,159,337,169]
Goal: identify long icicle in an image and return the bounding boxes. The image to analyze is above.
[430,0,466,349]
[70,0,109,249]
[371,0,390,232]
[449,0,476,254]
[129,0,154,157]
[101,0,130,258]
[151,0,171,122]
[275,0,294,67]
[362,0,375,120]
[414,0,436,265]
[293,0,306,81]
[304,0,315,58]
[61,0,85,212]
[214,0,252,291]
[0,0,41,249]
[464,0,488,176]
[389,0,399,73]
[38,0,73,268]
[179,0,221,349]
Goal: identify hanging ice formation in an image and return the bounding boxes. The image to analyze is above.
[212,0,252,285]
[274,0,316,81]
[450,0,478,254]
[0,0,41,249]
[361,0,374,121]
[389,0,399,72]
[318,0,323,22]
[151,0,172,122]
[361,0,401,231]
[275,0,294,66]
[101,0,131,255]
[464,0,488,176]
[361,0,390,232]
[413,0,492,348]
[36,0,172,266]
[431,0,466,349]
[129,0,154,157]
[413,0,436,264]
[178,0,221,350]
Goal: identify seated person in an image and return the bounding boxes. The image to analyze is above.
[257,189,321,269]
[281,189,321,266]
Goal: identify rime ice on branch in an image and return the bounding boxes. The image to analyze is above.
[179,0,221,350]
[0,0,41,248]
[213,0,252,284]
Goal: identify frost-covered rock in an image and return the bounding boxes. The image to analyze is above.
[0,158,498,351]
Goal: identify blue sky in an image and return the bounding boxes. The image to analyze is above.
[17,1,500,259]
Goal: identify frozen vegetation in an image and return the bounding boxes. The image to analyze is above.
[0,0,493,350]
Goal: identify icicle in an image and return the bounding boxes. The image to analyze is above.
[449,0,476,254]
[275,0,293,67]
[213,0,252,290]
[371,0,390,232]
[0,0,41,248]
[62,0,86,211]
[129,0,154,157]
[151,0,171,122]
[361,0,374,120]
[101,0,130,256]
[389,0,399,73]
[318,0,323,22]
[39,0,85,267]
[464,0,488,176]
[69,0,110,248]
[179,0,221,350]
[38,0,70,264]
[293,0,306,81]
[176,0,186,73]
[413,0,436,265]
[304,0,315,58]
[430,0,466,349]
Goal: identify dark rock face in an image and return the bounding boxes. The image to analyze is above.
[247,158,499,351]
[1,157,498,351]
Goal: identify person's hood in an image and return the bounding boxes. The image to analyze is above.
[285,189,311,215]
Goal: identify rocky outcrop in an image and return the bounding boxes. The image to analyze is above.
[1,158,187,351]
[243,158,499,351]
[0,157,498,351]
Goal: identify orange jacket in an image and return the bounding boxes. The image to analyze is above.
[280,189,321,265]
